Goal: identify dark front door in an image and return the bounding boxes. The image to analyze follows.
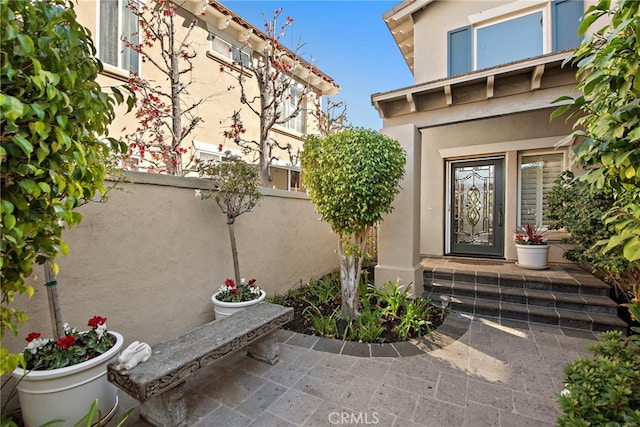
[449,158,504,257]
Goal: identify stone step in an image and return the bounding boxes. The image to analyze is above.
[426,280,619,315]
[427,269,610,296]
[424,292,628,333]
[423,267,628,333]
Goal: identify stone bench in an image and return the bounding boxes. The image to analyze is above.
[107,302,293,427]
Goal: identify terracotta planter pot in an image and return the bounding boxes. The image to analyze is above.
[515,244,549,270]
[12,331,124,427]
[211,290,266,320]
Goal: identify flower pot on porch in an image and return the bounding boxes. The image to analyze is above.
[12,331,124,427]
[515,244,549,270]
[211,290,266,320]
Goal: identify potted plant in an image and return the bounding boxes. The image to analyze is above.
[211,278,266,319]
[11,316,124,426]
[198,152,263,318]
[514,222,549,269]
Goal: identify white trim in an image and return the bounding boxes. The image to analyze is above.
[438,136,565,159]
[472,5,550,70]
[468,0,549,25]
[192,141,242,159]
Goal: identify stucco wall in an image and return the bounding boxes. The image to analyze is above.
[3,172,338,358]
[419,108,574,261]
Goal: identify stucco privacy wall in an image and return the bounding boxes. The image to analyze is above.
[3,172,338,357]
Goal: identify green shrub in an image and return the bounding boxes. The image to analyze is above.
[548,171,639,297]
[557,330,640,426]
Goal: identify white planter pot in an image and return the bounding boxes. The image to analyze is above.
[12,331,124,427]
[515,244,550,270]
[211,290,266,320]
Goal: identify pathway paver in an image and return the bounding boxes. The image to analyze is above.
[107,311,599,427]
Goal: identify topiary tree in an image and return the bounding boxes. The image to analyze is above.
[0,0,128,374]
[198,154,262,287]
[301,127,406,320]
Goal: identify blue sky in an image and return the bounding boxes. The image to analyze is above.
[222,0,414,130]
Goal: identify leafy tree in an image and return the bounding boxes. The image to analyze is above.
[221,8,328,187]
[122,0,205,175]
[0,0,128,374]
[552,0,640,263]
[198,154,262,286]
[301,128,406,320]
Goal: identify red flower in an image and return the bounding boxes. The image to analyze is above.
[248,279,256,286]
[231,288,238,295]
[26,332,41,343]
[88,316,107,329]
[225,278,235,288]
[56,335,76,350]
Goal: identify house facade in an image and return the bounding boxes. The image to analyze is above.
[75,0,339,190]
[372,0,594,290]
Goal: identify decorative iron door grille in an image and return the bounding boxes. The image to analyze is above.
[449,158,504,257]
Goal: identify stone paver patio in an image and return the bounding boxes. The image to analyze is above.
[109,311,599,426]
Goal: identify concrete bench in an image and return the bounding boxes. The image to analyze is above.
[107,302,293,427]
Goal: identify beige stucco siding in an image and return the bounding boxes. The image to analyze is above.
[419,108,573,260]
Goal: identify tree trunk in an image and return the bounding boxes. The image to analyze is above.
[338,230,368,321]
[227,218,241,286]
[44,261,64,339]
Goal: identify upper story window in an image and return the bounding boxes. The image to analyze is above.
[447,0,583,77]
[278,86,305,134]
[209,34,251,68]
[98,0,139,73]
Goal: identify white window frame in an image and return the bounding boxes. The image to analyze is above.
[517,150,565,228]
[270,164,305,192]
[209,34,251,68]
[193,141,242,163]
[470,3,551,71]
[96,0,140,75]
[277,84,306,135]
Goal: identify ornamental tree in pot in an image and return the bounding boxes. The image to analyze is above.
[1,0,131,424]
[198,153,263,316]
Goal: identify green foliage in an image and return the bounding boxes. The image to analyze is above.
[301,127,406,319]
[199,153,262,285]
[557,330,640,426]
[301,127,406,237]
[302,305,338,338]
[273,273,436,343]
[548,171,639,295]
[552,0,640,262]
[199,154,262,223]
[0,0,128,374]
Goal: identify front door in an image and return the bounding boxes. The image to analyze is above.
[448,158,504,257]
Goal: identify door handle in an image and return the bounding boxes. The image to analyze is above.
[498,204,503,227]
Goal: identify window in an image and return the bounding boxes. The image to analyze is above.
[476,12,543,70]
[209,34,251,67]
[447,0,583,76]
[278,86,305,134]
[519,153,563,227]
[98,0,139,73]
[270,166,304,192]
